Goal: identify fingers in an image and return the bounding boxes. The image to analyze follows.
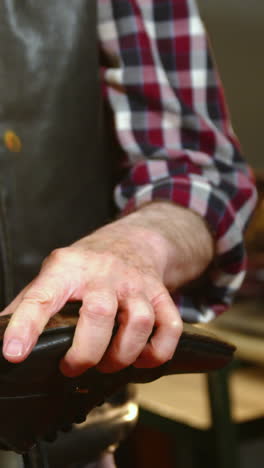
[3,273,181,373]
[60,288,117,377]
[97,295,155,373]
[62,289,179,376]
[133,291,183,368]
[2,272,73,363]
[0,243,182,375]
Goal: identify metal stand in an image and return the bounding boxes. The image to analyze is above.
[207,367,239,468]
[22,442,49,468]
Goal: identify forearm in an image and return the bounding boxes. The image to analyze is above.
[101,0,256,316]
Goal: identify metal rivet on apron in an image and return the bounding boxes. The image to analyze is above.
[3,130,22,152]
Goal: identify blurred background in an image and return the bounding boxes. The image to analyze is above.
[198,0,264,170]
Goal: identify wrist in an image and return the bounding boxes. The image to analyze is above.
[91,219,170,279]
[118,202,214,290]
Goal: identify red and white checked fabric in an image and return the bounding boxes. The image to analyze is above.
[98,0,257,322]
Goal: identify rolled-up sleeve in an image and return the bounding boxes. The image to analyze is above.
[98,0,257,322]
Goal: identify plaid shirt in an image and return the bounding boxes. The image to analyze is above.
[98,0,257,323]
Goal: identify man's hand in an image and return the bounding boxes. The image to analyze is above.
[1,202,213,377]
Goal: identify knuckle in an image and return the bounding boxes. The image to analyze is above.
[49,248,68,262]
[49,247,79,265]
[170,319,183,338]
[118,280,141,300]
[151,290,170,308]
[23,287,54,306]
[132,312,153,332]
[81,303,115,321]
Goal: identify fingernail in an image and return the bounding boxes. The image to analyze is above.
[4,339,24,357]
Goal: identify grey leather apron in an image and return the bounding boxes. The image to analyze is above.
[0,3,137,460]
[0,0,115,300]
